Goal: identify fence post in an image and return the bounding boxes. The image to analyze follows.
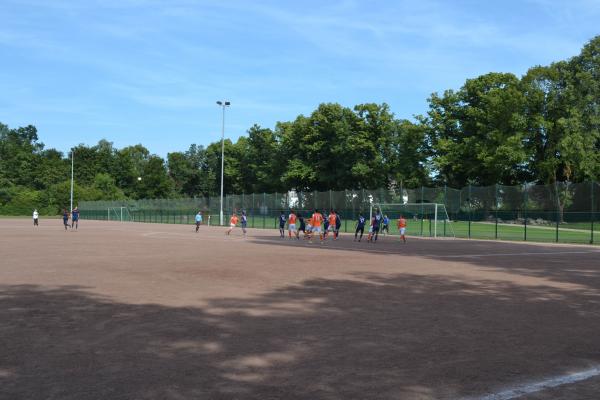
[251,193,255,228]
[495,184,499,240]
[444,184,448,236]
[262,192,266,229]
[555,181,560,243]
[468,184,472,239]
[591,180,595,245]
[420,186,424,236]
[523,185,528,242]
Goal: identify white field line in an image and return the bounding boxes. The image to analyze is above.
[439,250,600,258]
[468,365,600,400]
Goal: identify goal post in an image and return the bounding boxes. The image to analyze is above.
[107,207,132,222]
[370,203,455,238]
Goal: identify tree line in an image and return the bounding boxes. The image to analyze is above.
[1,36,599,215]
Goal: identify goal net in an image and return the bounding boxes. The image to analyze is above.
[107,207,132,222]
[370,203,455,238]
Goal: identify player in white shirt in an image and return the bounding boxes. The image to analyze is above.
[33,209,39,227]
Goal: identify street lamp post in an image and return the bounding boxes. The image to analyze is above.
[70,148,74,213]
[216,100,230,226]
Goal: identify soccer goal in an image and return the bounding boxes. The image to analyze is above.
[370,203,455,238]
[107,207,132,222]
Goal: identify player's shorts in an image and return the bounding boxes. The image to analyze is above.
[230,223,236,228]
[327,225,335,231]
[72,216,79,221]
[400,228,406,235]
[368,227,373,233]
[312,226,321,234]
[306,224,312,232]
[288,223,296,231]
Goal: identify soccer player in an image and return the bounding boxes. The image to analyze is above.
[241,210,248,236]
[305,215,312,240]
[334,211,341,240]
[354,214,366,241]
[195,211,203,233]
[278,211,286,238]
[397,215,407,243]
[71,206,79,230]
[310,209,324,243]
[62,208,69,231]
[288,210,297,239]
[326,210,336,239]
[372,208,382,242]
[33,209,39,227]
[367,216,374,242]
[226,213,239,235]
[381,214,390,235]
[297,214,306,239]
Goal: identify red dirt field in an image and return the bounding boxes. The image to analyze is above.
[1,218,600,400]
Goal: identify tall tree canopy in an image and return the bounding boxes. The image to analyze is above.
[1,36,599,214]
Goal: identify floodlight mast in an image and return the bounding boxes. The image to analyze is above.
[70,148,74,213]
[216,100,230,226]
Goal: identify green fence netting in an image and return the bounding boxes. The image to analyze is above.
[79,181,600,245]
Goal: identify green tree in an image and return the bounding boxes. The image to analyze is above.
[137,155,173,199]
[426,73,528,186]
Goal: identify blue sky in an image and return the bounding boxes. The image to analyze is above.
[1,0,599,157]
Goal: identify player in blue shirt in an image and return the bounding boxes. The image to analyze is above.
[278,211,286,238]
[195,211,203,233]
[241,210,248,237]
[354,214,366,242]
[62,208,69,231]
[71,206,80,230]
[381,214,390,235]
[297,214,306,239]
[372,209,382,242]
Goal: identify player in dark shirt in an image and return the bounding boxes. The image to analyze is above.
[354,214,366,242]
[297,214,306,239]
[62,209,69,231]
[372,209,382,242]
[279,212,286,238]
[71,207,80,230]
[334,212,341,240]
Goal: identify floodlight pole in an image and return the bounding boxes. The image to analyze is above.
[216,100,230,226]
[70,148,74,213]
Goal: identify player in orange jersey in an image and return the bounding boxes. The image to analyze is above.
[226,213,239,235]
[367,215,375,242]
[326,210,337,240]
[310,209,324,243]
[288,210,298,239]
[397,215,407,243]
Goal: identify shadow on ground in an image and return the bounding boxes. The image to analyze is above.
[2,271,600,399]
[250,233,600,291]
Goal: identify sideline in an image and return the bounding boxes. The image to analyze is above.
[466,365,600,400]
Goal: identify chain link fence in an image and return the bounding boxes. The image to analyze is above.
[79,181,600,245]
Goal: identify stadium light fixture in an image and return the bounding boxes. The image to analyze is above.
[216,100,231,226]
